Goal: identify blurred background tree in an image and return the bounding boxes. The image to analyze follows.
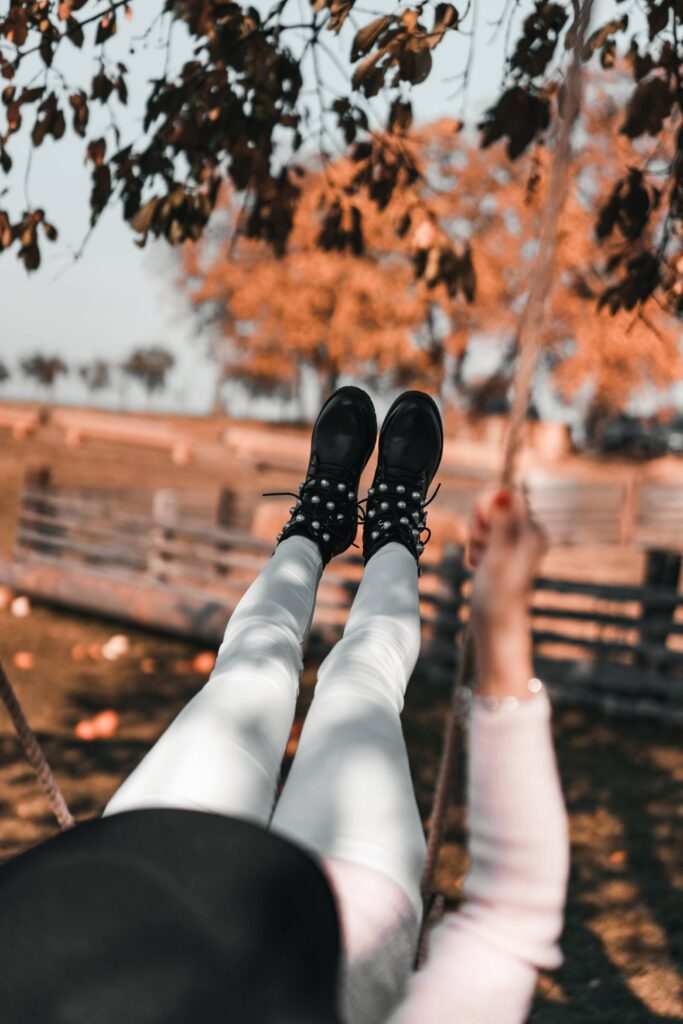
[20,354,68,400]
[185,75,682,433]
[121,346,175,399]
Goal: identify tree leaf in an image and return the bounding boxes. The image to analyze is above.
[351,16,393,61]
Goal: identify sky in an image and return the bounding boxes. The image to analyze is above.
[0,0,654,418]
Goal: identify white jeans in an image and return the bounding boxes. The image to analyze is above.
[104,535,426,920]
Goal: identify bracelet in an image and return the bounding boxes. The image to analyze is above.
[461,677,545,713]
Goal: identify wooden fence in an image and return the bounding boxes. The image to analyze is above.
[2,470,683,722]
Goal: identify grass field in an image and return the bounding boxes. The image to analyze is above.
[0,419,680,1021]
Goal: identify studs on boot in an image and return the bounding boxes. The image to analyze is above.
[379,483,388,492]
[382,521,390,530]
[337,513,344,520]
[348,490,355,500]
[411,490,421,501]
[368,486,375,495]
[296,514,305,522]
[311,495,321,504]
[312,521,320,530]
[322,533,330,542]
[320,479,330,489]
[396,484,406,494]
[380,501,389,510]
[371,530,380,540]
[368,509,376,518]
[326,501,335,510]
[412,511,420,521]
[397,500,406,509]
[337,482,346,492]
[400,516,409,524]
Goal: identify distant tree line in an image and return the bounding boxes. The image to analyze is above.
[0,346,175,399]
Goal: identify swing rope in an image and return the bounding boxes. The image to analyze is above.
[418,0,595,958]
[0,659,74,831]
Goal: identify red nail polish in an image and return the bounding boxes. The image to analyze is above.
[494,489,512,509]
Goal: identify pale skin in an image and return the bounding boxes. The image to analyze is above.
[468,487,548,701]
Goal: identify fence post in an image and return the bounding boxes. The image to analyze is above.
[213,487,236,577]
[147,489,178,582]
[429,544,468,684]
[638,548,682,671]
[21,465,56,556]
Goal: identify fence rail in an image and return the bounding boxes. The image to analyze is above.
[3,469,683,722]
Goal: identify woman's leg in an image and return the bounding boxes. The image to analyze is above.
[271,541,426,1023]
[104,535,322,823]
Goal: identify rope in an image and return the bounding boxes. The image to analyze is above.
[0,659,74,831]
[418,0,595,963]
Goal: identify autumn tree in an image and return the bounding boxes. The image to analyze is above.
[185,78,682,427]
[20,353,68,398]
[3,0,683,332]
[79,358,111,391]
[183,173,439,404]
[121,346,175,395]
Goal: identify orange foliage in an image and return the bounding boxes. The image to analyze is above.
[185,80,682,416]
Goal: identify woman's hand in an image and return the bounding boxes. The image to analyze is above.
[467,487,547,699]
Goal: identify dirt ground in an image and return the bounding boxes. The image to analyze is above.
[0,420,681,1021]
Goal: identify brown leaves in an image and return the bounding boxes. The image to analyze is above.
[480,86,551,159]
[597,169,660,243]
[621,76,674,138]
[510,3,567,80]
[31,93,66,147]
[0,208,58,270]
[351,8,442,98]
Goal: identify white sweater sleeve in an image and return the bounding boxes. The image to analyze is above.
[388,689,570,1024]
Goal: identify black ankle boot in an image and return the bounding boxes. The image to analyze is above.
[268,386,377,565]
[362,391,443,570]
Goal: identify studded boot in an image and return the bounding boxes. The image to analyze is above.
[267,386,377,566]
[363,391,443,571]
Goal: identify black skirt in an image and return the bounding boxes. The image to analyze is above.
[0,809,342,1024]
